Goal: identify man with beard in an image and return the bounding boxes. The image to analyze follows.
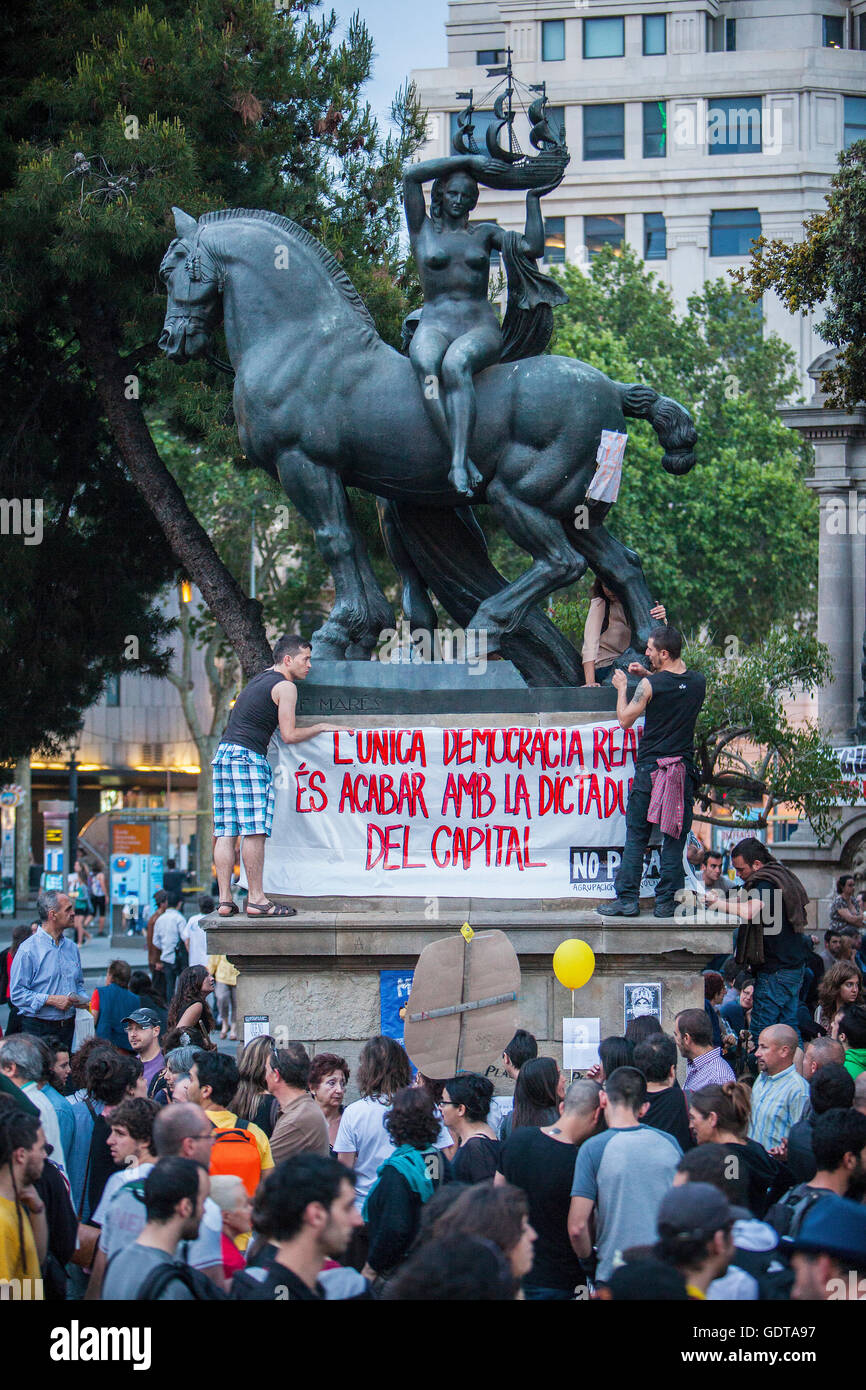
[598,625,705,919]
[0,1104,47,1292]
[767,1107,866,1239]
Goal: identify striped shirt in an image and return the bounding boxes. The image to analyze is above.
[684,1047,736,1093]
[748,1066,810,1152]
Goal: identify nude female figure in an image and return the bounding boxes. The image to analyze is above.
[403,154,553,497]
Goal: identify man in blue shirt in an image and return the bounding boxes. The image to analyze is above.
[10,891,89,1050]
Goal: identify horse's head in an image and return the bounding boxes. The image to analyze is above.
[158,208,223,361]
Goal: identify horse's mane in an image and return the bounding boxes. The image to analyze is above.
[198,208,377,339]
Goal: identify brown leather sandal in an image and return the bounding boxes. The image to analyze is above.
[217,901,240,916]
[245,900,297,917]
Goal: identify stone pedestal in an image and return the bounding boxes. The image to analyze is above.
[203,905,735,1101]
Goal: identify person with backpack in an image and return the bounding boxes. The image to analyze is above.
[188,1051,273,1196]
[91,960,141,1052]
[766,1107,866,1240]
[101,1156,215,1299]
[85,1102,225,1297]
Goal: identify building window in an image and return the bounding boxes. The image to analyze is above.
[545,106,566,144]
[583,16,624,59]
[706,15,736,51]
[643,14,667,56]
[643,101,666,158]
[823,15,844,48]
[104,674,120,707]
[476,49,506,66]
[707,97,762,155]
[585,215,625,260]
[644,213,667,260]
[583,104,625,160]
[450,109,498,148]
[710,208,761,257]
[542,19,565,62]
[844,96,866,148]
[860,15,866,50]
[544,217,566,263]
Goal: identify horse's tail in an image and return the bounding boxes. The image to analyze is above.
[618,383,697,476]
[380,501,582,688]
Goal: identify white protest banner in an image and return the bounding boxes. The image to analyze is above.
[261,720,664,899]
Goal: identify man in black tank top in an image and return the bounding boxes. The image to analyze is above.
[597,624,705,919]
[212,635,338,919]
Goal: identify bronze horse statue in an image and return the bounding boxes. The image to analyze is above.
[159,206,697,685]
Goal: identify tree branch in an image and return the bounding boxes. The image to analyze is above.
[73,294,272,679]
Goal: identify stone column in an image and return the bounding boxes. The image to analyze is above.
[780,356,866,741]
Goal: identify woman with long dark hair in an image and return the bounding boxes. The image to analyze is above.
[229,1035,279,1136]
[432,1179,536,1298]
[166,965,217,1052]
[586,1035,635,1085]
[816,961,862,1035]
[583,579,667,687]
[500,1057,560,1140]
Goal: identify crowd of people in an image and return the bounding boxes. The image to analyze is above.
[2,878,866,1302]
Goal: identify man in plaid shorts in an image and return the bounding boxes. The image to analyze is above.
[212,635,338,918]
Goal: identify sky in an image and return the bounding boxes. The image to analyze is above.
[334,0,450,129]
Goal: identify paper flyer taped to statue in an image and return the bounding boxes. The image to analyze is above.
[260,719,667,898]
[585,430,627,504]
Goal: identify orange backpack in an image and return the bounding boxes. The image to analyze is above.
[209,1116,262,1196]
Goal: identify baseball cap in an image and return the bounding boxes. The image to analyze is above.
[657,1182,733,1238]
[122,1008,162,1028]
[785,1193,866,1267]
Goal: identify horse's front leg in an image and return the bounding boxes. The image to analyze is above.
[466,479,587,652]
[275,451,383,659]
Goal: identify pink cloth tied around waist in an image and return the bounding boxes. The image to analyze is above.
[647,756,686,839]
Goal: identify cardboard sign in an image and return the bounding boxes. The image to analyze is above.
[403,929,520,1080]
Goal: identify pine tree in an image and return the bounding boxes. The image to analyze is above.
[0,1,425,693]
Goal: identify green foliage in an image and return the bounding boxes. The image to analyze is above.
[0,1,426,745]
[685,628,859,839]
[537,247,819,644]
[0,333,175,762]
[734,141,866,410]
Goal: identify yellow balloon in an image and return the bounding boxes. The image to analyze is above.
[552,938,596,991]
